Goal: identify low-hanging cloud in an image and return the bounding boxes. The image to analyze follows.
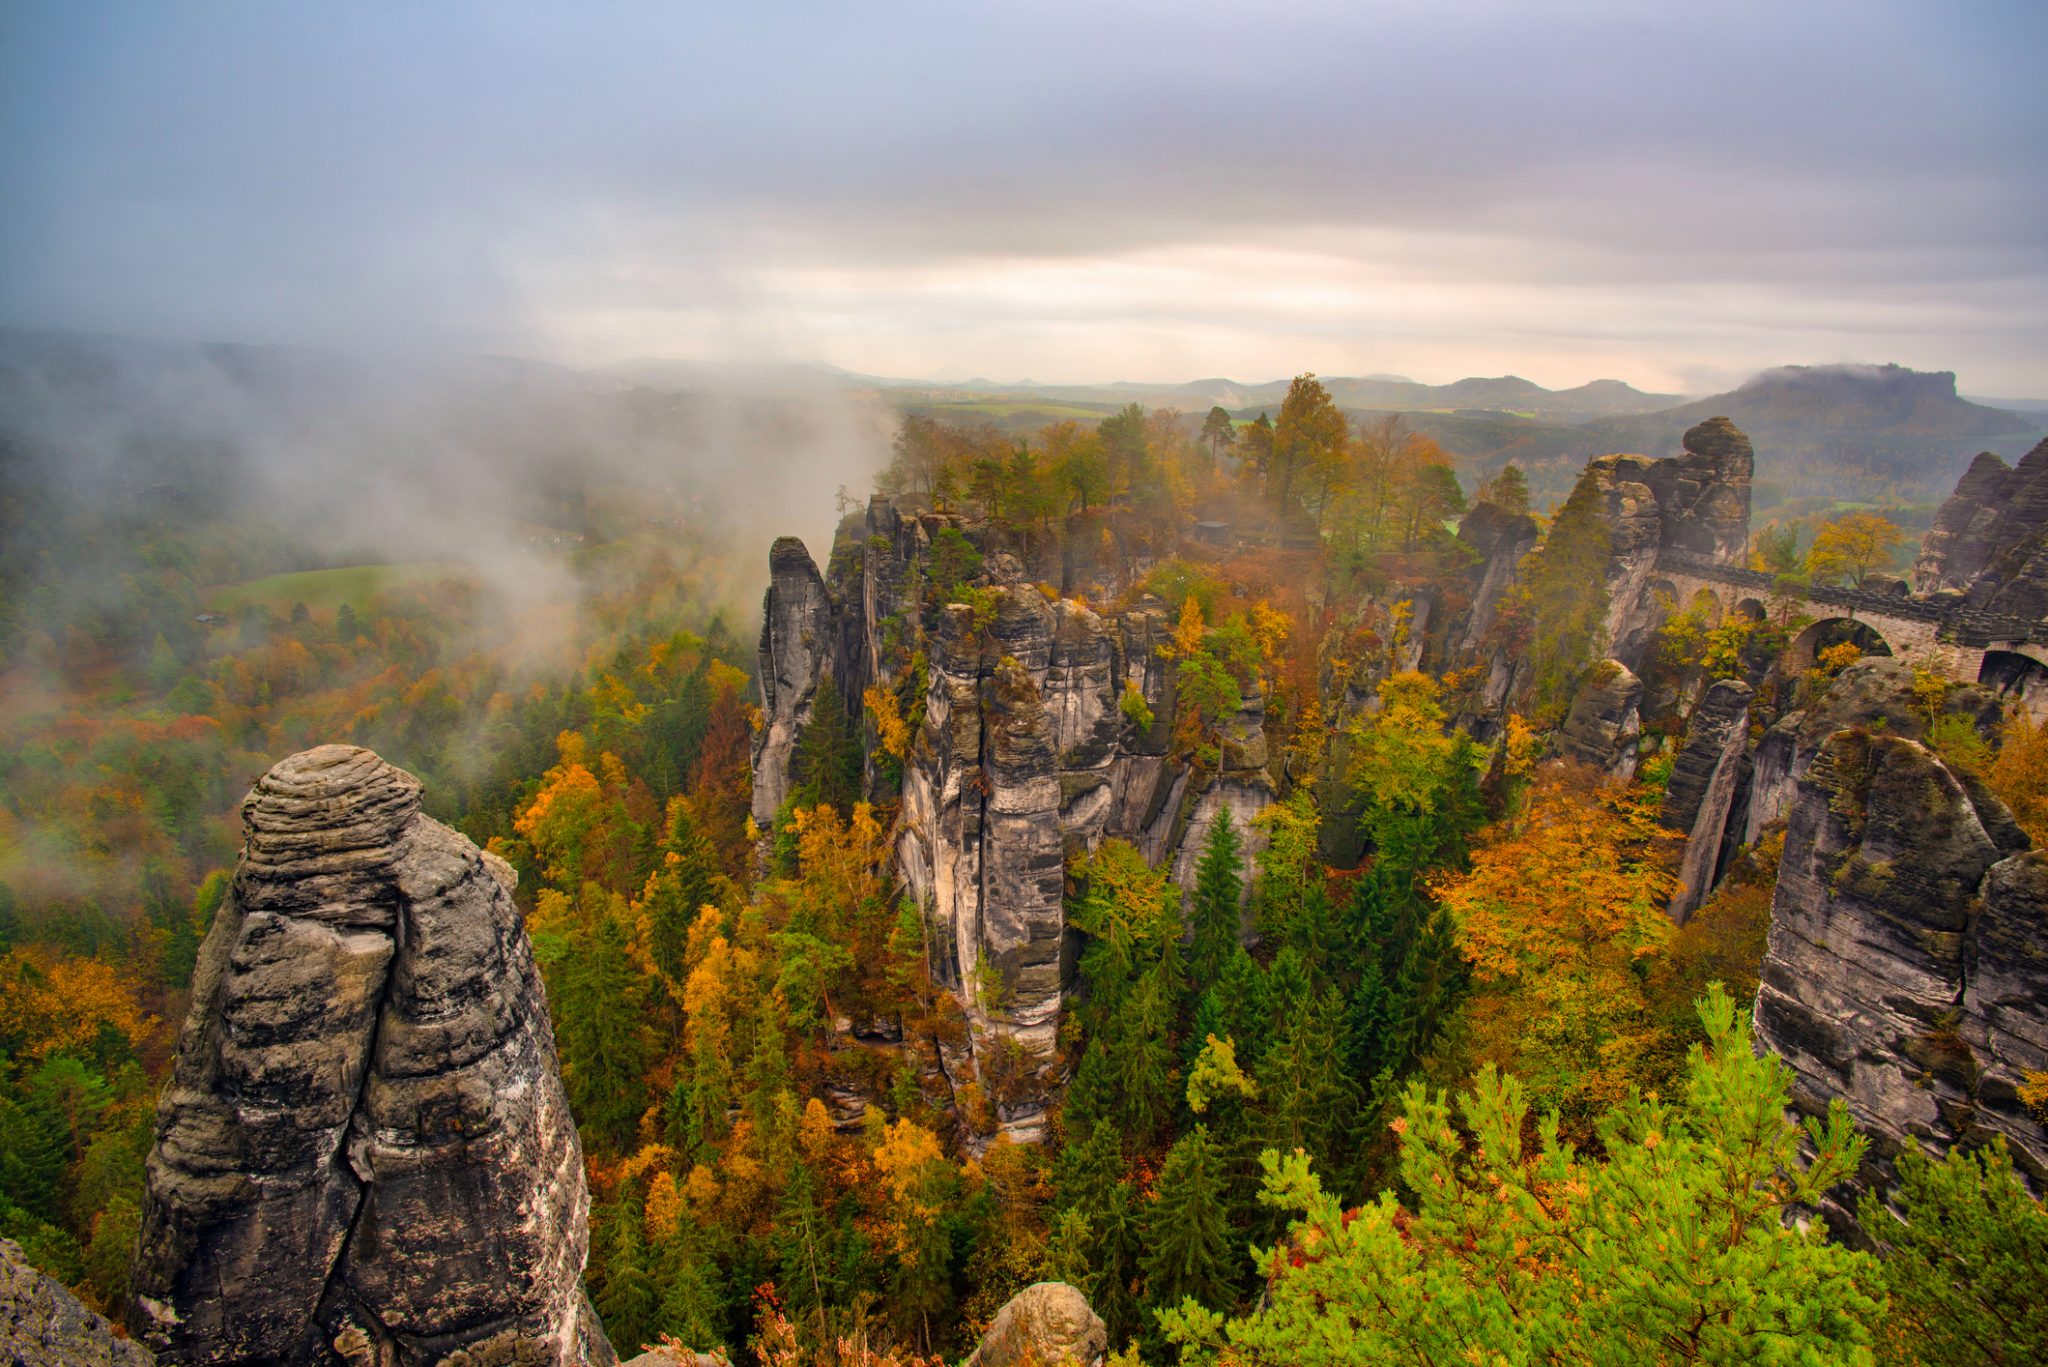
[0,0,2043,392]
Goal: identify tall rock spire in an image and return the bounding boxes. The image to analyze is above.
[129,745,613,1366]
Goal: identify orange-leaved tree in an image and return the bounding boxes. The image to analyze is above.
[1432,763,1677,1128]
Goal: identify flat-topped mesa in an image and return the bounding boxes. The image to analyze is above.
[129,745,612,1367]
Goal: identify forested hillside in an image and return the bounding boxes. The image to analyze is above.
[4,364,2046,1367]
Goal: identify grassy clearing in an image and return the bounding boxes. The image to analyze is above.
[204,561,471,616]
[924,400,1112,420]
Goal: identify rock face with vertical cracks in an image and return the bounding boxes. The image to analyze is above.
[1660,678,1753,924]
[752,536,846,827]
[1565,416,1754,666]
[754,500,1278,1144]
[1754,729,2048,1225]
[1554,659,1642,780]
[129,745,613,1367]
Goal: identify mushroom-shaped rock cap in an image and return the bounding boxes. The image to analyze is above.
[235,744,426,900]
[1681,415,1754,465]
[242,743,421,835]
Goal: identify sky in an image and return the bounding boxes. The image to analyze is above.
[2,1,2045,395]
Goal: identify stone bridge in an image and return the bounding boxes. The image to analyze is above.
[1647,551,2048,690]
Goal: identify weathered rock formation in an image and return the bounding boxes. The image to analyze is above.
[961,1282,1108,1367]
[1754,726,2048,1225]
[1914,440,2048,595]
[129,745,612,1366]
[2,1237,153,1366]
[1554,659,1642,779]
[1741,660,2004,849]
[753,500,1279,1143]
[1580,417,1755,664]
[752,535,849,826]
[1660,678,1753,923]
[1451,500,1538,655]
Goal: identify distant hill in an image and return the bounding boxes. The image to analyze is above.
[1545,364,2044,510]
[907,371,1684,422]
[1653,364,2030,440]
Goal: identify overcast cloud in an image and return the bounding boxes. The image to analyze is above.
[2,0,2043,393]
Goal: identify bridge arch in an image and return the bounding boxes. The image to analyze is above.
[1732,597,1766,623]
[1979,649,2048,721]
[1786,616,1894,673]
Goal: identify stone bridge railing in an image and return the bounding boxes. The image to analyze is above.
[1655,550,2045,648]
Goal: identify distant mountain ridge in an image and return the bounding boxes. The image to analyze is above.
[897,371,1686,421]
[6,328,2039,509]
[1655,363,2031,441]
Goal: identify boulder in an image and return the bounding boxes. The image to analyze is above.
[963,1282,1107,1367]
[128,745,612,1366]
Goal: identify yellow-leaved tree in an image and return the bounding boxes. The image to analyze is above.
[1806,510,1904,589]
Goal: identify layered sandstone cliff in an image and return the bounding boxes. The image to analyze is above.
[1755,726,2048,1222]
[1580,416,1754,665]
[752,501,1278,1143]
[1914,438,2048,608]
[129,745,612,1366]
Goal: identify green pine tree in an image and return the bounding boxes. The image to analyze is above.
[1255,984,1354,1174]
[1516,471,1613,715]
[1160,987,1878,1366]
[1088,1178,1144,1348]
[655,1226,729,1354]
[1189,948,1271,1074]
[1189,814,1245,988]
[790,673,862,814]
[1142,1125,1235,1316]
[555,913,653,1153]
[594,1184,659,1354]
[646,804,718,984]
[1857,1136,2048,1366]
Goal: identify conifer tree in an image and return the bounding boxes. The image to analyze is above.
[1513,472,1612,715]
[1858,1136,2048,1366]
[594,1183,659,1354]
[1255,984,1354,1173]
[1053,1117,1126,1218]
[1190,948,1271,1072]
[1189,815,1244,989]
[772,1163,836,1339]
[1142,1125,1235,1316]
[1161,988,1878,1366]
[789,673,862,814]
[646,802,719,985]
[655,1227,728,1355]
[555,912,653,1152]
[1106,971,1178,1142]
[1087,1178,1144,1347]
